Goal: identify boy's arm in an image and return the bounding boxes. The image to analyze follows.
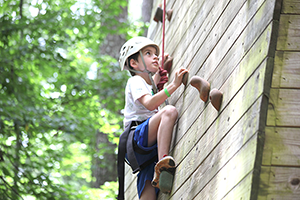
[139,68,188,111]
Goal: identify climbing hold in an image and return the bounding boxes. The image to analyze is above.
[167,9,173,21]
[153,6,163,22]
[190,76,210,102]
[163,56,173,73]
[210,88,223,111]
[182,71,189,86]
[153,6,173,22]
[159,171,174,194]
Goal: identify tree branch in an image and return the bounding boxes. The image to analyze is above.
[0,176,25,200]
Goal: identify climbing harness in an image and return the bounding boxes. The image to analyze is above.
[117,121,157,200]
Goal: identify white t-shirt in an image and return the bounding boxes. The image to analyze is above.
[123,75,158,127]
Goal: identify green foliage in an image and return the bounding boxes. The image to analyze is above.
[99,181,118,199]
[0,0,137,199]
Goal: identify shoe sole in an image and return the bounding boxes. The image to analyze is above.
[159,171,174,193]
[151,156,176,189]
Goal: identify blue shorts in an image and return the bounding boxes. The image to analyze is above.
[133,118,159,198]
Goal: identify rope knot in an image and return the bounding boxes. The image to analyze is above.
[157,67,168,91]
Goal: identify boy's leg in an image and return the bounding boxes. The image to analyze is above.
[139,180,156,200]
[148,105,177,192]
[148,105,178,160]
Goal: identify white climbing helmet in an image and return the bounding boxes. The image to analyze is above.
[119,36,160,71]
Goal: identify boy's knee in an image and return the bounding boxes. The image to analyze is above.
[163,105,178,119]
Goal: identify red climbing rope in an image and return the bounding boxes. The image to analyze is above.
[157,0,168,91]
[157,66,168,91]
[162,0,166,66]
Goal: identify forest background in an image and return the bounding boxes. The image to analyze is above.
[0,0,153,199]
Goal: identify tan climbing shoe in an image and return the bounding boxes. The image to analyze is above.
[210,88,223,111]
[190,76,210,102]
[151,156,176,189]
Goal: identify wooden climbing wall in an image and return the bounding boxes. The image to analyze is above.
[259,0,300,199]
[123,0,300,199]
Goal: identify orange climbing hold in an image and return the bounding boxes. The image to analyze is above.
[209,88,223,111]
[182,71,189,86]
[190,76,210,102]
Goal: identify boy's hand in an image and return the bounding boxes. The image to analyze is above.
[173,68,189,88]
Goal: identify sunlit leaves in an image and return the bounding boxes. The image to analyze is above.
[0,0,130,199]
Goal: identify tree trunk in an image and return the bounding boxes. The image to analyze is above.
[99,5,128,60]
[91,131,117,187]
[142,0,153,36]
[91,2,128,188]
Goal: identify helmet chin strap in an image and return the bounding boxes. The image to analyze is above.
[126,51,158,95]
[138,51,158,94]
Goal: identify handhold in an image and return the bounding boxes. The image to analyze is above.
[167,9,173,21]
[190,76,210,102]
[210,88,223,111]
[153,6,163,22]
[182,71,189,86]
[153,6,173,22]
[163,56,173,73]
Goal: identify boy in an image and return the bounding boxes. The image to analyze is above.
[118,36,188,200]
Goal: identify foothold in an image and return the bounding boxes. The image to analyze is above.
[182,71,189,86]
[159,171,174,194]
[167,9,173,21]
[163,56,173,73]
[210,88,223,111]
[153,7,163,22]
[190,76,210,102]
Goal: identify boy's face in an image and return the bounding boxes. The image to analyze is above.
[136,46,159,73]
